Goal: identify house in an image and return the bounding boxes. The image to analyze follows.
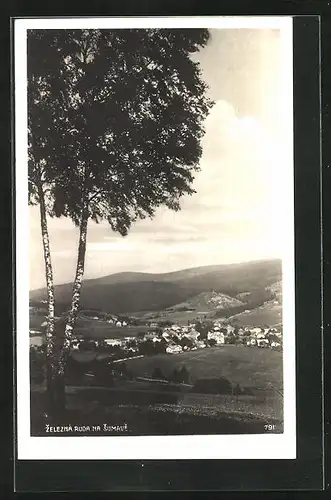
[166,344,182,354]
[115,321,122,327]
[251,327,263,335]
[257,339,269,348]
[105,338,122,347]
[196,341,206,349]
[186,329,199,339]
[213,326,221,332]
[208,331,225,344]
[122,321,128,327]
[256,332,266,339]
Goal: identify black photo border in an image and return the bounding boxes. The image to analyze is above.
[5,7,325,493]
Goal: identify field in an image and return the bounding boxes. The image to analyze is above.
[31,391,282,436]
[123,345,283,392]
[74,324,154,339]
[228,302,282,327]
[30,314,154,338]
[30,345,283,436]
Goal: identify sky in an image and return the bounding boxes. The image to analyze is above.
[29,28,291,290]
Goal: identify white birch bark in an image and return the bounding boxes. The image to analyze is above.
[37,181,56,378]
[58,202,89,375]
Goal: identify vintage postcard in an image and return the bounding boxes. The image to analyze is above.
[15,16,296,460]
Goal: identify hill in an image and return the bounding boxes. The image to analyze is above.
[30,259,282,314]
[266,281,282,302]
[167,291,245,312]
[226,300,283,327]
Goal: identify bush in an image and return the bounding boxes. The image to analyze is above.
[93,359,116,386]
[193,377,232,395]
[157,320,172,328]
[233,383,243,395]
[225,335,237,345]
[139,339,166,356]
[152,367,168,381]
[179,337,193,349]
[79,340,95,351]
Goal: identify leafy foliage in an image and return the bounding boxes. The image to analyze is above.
[27,28,213,233]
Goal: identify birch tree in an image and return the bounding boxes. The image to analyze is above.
[28,28,213,412]
[28,32,63,410]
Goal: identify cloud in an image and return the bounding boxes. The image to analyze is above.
[87,241,131,252]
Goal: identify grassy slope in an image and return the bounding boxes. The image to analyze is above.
[228,302,282,327]
[123,345,283,392]
[30,345,283,436]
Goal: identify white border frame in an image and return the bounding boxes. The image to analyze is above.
[15,16,295,460]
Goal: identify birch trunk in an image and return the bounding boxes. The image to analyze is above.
[37,181,56,416]
[57,203,89,380]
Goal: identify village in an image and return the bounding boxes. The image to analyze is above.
[66,318,283,360]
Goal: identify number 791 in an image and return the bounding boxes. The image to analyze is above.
[264,424,276,431]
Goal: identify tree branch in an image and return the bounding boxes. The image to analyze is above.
[88,190,102,203]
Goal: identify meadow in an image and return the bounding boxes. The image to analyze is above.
[30,314,154,338]
[228,303,282,327]
[122,345,283,393]
[30,345,283,436]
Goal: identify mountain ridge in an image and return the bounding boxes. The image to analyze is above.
[30,259,282,314]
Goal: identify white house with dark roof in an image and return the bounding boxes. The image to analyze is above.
[105,338,122,347]
[166,344,182,354]
[208,331,225,344]
[251,327,263,335]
